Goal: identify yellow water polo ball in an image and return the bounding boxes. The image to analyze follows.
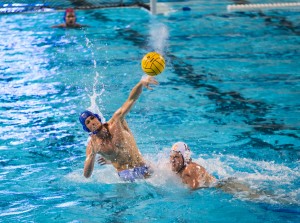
[141,52,165,76]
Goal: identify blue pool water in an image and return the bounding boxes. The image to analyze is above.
[0,0,300,222]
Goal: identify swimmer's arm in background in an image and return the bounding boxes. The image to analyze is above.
[78,24,90,28]
[83,141,96,178]
[51,24,65,28]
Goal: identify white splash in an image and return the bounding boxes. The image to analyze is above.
[85,36,106,122]
[65,149,299,204]
[55,201,80,208]
[149,21,169,55]
[65,166,121,184]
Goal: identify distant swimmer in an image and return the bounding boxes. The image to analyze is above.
[79,76,158,182]
[169,142,217,189]
[52,8,88,28]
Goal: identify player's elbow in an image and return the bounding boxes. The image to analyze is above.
[83,169,92,178]
[83,172,91,178]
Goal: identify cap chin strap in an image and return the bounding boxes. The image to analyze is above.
[90,130,99,135]
[176,154,186,174]
[90,123,110,137]
[176,164,186,174]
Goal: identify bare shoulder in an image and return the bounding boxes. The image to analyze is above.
[86,135,97,150]
[189,162,200,167]
[86,137,92,149]
[51,24,66,28]
[184,162,206,176]
[181,164,200,189]
[188,162,202,170]
[86,136,93,146]
[76,24,89,28]
[109,108,123,124]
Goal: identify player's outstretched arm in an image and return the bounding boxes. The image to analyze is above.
[111,76,158,121]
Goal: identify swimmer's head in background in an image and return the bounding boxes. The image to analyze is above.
[64,8,76,22]
[171,142,191,165]
[79,110,102,133]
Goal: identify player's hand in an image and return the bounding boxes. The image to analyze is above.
[97,156,111,165]
[141,75,159,90]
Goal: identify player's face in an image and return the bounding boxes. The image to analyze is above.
[170,151,184,172]
[85,116,102,132]
[65,12,76,26]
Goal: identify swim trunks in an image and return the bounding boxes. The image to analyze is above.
[118,165,150,182]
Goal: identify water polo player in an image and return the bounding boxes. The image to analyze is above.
[170,142,217,189]
[79,76,158,182]
[52,8,87,28]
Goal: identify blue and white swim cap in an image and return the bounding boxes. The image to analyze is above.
[172,142,191,165]
[79,110,102,133]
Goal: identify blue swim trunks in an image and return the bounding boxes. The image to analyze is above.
[118,166,150,182]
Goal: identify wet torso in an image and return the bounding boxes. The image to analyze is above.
[90,120,145,171]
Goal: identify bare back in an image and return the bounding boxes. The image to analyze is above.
[181,162,216,189]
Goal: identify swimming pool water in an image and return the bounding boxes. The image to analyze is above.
[0,0,299,222]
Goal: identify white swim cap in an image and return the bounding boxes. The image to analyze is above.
[171,142,191,165]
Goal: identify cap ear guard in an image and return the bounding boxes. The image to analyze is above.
[94,114,102,123]
[82,124,90,133]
